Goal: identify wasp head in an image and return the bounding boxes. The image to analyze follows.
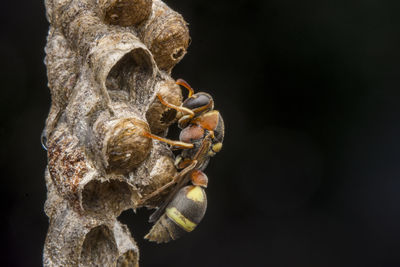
[182,92,214,116]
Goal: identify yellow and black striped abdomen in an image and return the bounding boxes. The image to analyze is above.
[145,185,207,243]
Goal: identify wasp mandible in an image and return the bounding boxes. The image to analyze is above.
[142,79,224,243]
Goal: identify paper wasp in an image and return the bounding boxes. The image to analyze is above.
[142,79,224,243]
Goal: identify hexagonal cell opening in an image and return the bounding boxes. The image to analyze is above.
[80,225,118,266]
[82,179,133,216]
[106,48,154,105]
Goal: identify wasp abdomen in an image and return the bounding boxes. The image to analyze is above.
[145,185,207,243]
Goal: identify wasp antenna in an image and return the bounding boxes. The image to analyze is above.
[156,93,194,116]
[143,131,194,149]
[176,79,195,97]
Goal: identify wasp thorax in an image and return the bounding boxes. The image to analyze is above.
[146,78,182,135]
[179,124,204,143]
[99,0,153,26]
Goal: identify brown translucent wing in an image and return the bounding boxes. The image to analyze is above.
[148,136,213,223]
[148,162,195,223]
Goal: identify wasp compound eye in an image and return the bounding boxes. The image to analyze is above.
[182,93,212,110]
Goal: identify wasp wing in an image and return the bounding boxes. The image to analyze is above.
[148,135,213,223]
[148,161,195,223]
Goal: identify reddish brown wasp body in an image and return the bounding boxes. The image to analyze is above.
[142,79,224,243]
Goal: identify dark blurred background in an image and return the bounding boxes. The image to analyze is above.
[2,0,400,266]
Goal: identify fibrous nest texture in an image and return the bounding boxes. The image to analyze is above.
[42,0,190,266]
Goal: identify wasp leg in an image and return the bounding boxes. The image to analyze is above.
[176,79,195,97]
[178,114,193,125]
[148,160,198,223]
[136,180,175,206]
[157,94,194,117]
[137,160,197,206]
[143,131,194,149]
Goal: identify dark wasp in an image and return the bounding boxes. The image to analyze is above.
[142,79,224,243]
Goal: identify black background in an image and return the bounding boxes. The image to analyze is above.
[2,0,400,266]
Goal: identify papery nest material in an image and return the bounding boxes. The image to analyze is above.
[43,0,189,265]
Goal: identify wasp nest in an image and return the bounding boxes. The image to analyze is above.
[43,0,189,266]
